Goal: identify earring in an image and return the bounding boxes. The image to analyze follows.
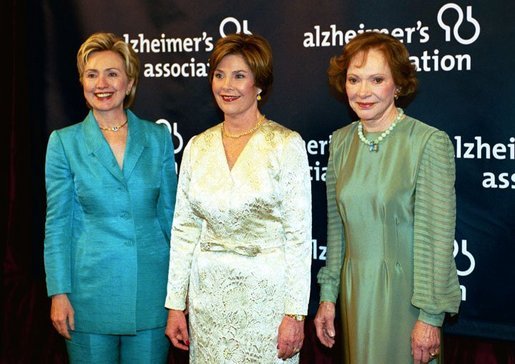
[394,88,401,100]
[257,94,262,101]
[126,89,131,96]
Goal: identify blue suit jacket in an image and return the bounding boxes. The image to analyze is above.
[44,110,177,334]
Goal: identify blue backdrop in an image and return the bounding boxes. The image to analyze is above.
[29,0,515,341]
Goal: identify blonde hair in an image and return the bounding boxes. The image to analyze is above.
[77,32,140,108]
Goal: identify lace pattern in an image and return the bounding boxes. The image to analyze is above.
[166,120,312,363]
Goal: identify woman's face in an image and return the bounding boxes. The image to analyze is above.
[345,48,397,124]
[211,54,261,119]
[82,50,133,113]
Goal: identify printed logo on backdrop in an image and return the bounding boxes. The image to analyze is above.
[454,136,515,189]
[312,239,327,261]
[122,17,252,79]
[123,32,212,78]
[437,4,480,45]
[303,2,480,72]
[454,238,476,301]
[156,119,184,173]
[219,17,252,37]
[156,120,184,153]
[439,4,512,190]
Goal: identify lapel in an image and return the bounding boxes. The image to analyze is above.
[82,110,148,183]
[123,110,147,180]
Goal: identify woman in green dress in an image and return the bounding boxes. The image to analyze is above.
[314,32,461,364]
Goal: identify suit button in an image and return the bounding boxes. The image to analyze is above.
[121,212,129,219]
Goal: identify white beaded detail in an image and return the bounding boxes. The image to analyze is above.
[357,108,404,152]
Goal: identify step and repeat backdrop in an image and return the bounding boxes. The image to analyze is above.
[29,1,514,341]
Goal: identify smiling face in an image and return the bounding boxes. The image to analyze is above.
[211,54,261,120]
[346,48,398,128]
[81,50,134,114]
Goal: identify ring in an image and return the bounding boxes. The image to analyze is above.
[430,352,436,357]
[293,347,300,352]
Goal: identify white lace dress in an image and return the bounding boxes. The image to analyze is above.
[165,120,312,364]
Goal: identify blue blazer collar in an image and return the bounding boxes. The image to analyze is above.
[82,110,148,182]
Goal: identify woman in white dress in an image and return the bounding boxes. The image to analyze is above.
[165,33,312,363]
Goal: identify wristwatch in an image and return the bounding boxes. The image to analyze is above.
[285,314,306,321]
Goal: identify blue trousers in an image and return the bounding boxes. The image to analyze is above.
[65,327,170,364]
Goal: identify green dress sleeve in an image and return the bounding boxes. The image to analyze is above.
[412,130,462,326]
[317,131,345,303]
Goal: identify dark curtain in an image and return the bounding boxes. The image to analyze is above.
[2,0,514,363]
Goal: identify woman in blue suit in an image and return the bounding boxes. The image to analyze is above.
[44,32,177,364]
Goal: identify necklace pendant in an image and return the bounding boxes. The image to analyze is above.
[357,107,404,152]
[99,119,127,132]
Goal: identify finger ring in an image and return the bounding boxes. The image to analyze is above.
[430,352,436,357]
[294,347,300,352]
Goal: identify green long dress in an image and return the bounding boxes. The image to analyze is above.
[317,112,461,363]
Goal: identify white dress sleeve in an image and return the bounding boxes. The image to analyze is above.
[279,133,313,314]
[165,137,202,310]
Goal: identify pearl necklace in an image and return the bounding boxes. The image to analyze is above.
[222,114,266,138]
[357,108,404,152]
[98,119,128,132]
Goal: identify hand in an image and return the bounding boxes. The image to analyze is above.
[314,302,336,348]
[411,320,441,363]
[165,309,190,350]
[50,294,75,340]
[277,316,305,360]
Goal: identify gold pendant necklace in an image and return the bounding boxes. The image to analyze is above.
[98,119,128,132]
[222,114,266,138]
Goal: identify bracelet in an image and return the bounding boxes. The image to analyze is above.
[285,314,306,321]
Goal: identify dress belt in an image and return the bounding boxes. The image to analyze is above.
[200,240,282,257]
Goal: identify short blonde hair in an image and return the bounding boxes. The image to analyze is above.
[77,32,140,108]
